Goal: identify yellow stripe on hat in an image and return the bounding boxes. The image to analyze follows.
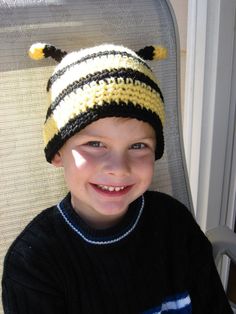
[43,78,164,146]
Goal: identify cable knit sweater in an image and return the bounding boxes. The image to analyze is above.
[2,191,233,313]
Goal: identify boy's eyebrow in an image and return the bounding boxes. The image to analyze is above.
[78,134,155,141]
[130,137,156,141]
[75,134,109,140]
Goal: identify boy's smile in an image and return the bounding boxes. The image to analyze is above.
[52,117,156,229]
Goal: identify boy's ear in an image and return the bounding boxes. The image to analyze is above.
[51,152,63,167]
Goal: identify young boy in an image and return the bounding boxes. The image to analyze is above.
[2,43,233,313]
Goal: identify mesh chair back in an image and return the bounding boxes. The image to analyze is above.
[0,2,193,312]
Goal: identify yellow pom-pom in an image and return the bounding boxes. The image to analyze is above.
[153,46,168,60]
[28,43,47,60]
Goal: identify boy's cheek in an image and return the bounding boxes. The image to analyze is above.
[135,153,155,165]
[133,158,155,178]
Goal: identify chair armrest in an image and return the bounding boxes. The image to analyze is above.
[206,226,236,265]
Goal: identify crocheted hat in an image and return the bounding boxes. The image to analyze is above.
[29,43,167,163]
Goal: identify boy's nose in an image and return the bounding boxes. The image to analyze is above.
[103,152,131,177]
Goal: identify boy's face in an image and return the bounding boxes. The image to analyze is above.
[52,117,156,229]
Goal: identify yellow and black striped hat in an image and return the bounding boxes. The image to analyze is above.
[29,43,167,163]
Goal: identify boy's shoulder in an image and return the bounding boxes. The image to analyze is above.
[144,190,211,250]
[4,204,60,268]
[2,204,66,295]
[144,190,198,233]
[144,190,192,217]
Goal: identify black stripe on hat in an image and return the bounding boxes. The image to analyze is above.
[44,102,164,163]
[46,50,152,91]
[45,68,164,120]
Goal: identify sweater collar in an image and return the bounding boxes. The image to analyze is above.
[57,193,144,245]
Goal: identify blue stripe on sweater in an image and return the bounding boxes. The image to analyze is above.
[143,292,192,314]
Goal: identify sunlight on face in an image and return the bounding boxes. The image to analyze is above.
[71,149,87,168]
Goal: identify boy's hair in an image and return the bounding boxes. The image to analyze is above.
[29,43,167,163]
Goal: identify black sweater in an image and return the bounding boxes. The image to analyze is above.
[2,191,233,313]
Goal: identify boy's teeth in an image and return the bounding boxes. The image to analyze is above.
[97,185,125,192]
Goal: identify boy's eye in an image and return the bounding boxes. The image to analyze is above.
[85,141,105,148]
[130,143,147,149]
